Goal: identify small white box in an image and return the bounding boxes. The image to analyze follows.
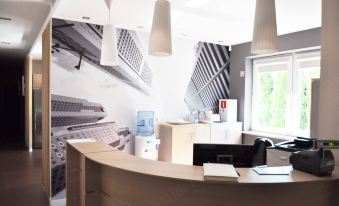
[219,99,237,122]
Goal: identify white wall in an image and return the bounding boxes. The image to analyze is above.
[319,0,339,165]
[146,35,197,122]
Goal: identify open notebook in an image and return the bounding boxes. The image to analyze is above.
[203,163,239,182]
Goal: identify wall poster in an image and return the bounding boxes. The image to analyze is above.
[50,18,230,201]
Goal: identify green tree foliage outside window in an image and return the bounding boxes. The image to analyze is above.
[258,71,288,129]
[299,68,320,130]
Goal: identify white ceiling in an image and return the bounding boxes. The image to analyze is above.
[0,0,55,58]
[53,0,321,46]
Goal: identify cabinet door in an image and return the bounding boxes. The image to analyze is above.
[210,124,229,144]
[158,125,173,163]
[172,126,195,165]
[211,123,242,144]
[193,124,210,144]
[227,123,242,144]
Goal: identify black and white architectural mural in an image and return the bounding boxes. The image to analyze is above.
[51,95,132,197]
[52,18,153,94]
[50,18,232,201]
[50,18,153,200]
[184,42,230,113]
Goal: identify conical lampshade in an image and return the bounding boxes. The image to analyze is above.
[149,0,172,57]
[104,0,113,9]
[100,24,119,66]
[251,0,278,55]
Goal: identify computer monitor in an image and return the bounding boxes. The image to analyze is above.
[193,144,254,167]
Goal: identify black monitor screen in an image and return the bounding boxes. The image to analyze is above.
[193,144,254,167]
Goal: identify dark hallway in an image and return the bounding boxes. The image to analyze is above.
[0,144,49,206]
[0,55,47,206]
[0,56,25,146]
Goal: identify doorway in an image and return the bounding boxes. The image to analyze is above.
[0,56,25,147]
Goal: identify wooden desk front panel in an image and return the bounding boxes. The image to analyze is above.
[98,164,339,206]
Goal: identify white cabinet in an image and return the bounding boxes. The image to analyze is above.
[158,122,242,165]
[210,122,242,144]
[193,124,210,144]
[171,126,195,165]
[158,124,210,165]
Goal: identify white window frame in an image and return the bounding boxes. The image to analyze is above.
[293,51,321,137]
[251,49,321,137]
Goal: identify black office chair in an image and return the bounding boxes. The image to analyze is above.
[252,138,274,167]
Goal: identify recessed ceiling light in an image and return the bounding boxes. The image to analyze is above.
[0,17,12,21]
[1,42,11,45]
[136,25,144,29]
[82,16,90,20]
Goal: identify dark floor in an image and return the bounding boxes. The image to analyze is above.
[0,143,49,206]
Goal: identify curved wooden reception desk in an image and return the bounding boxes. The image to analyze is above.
[66,141,339,206]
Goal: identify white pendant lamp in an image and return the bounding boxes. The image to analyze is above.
[251,0,278,55]
[104,0,112,8]
[100,0,119,66]
[149,0,172,57]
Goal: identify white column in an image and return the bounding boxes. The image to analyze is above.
[319,0,339,164]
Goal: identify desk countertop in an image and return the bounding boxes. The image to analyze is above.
[85,149,339,184]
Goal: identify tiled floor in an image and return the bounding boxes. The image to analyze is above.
[0,144,49,206]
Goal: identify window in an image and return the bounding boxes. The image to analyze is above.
[251,50,320,137]
[294,52,321,136]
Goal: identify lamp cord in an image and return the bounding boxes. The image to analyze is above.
[108,9,110,24]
